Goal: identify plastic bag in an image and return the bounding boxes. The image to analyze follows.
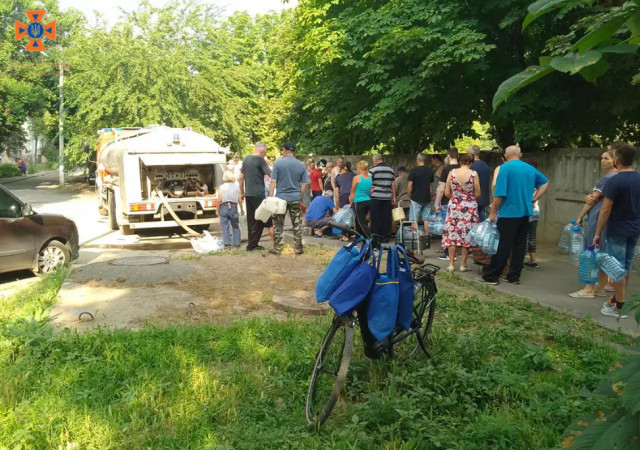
[333,206,355,227]
[190,231,224,253]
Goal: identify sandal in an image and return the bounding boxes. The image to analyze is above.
[569,289,595,299]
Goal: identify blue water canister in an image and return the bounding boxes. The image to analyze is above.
[481,221,500,255]
[568,226,585,260]
[578,246,599,284]
[558,220,576,252]
[595,249,626,283]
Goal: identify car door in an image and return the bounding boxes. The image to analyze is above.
[0,186,35,272]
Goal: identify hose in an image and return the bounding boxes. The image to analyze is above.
[155,190,202,237]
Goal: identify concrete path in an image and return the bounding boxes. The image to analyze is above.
[293,232,640,336]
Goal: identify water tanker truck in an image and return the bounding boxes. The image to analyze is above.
[95,126,227,235]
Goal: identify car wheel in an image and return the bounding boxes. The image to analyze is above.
[35,240,70,274]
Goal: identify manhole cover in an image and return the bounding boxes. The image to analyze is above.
[110,256,169,266]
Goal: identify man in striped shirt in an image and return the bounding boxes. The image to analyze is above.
[369,154,397,242]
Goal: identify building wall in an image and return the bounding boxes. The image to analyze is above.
[307,148,615,244]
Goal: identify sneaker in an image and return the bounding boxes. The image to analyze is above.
[268,249,281,256]
[501,277,521,284]
[601,303,628,318]
[294,249,304,255]
[474,277,498,285]
[246,245,266,251]
[439,254,457,261]
[524,262,539,268]
[459,265,471,273]
[447,265,455,272]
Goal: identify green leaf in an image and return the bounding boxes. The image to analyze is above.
[598,43,639,54]
[523,0,592,30]
[626,13,640,45]
[560,409,626,449]
[579,58,609,82]
[539,56,553,65]
[621,371,640,413]
[575,13,634,54]
[492,65,553,110]
[550,51,602,75]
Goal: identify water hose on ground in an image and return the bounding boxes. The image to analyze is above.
[155,190,202,237]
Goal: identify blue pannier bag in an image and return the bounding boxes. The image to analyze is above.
[396,245,414,330]
[316,237,365,302]
[367,246,400,341]
[329,242,377,316]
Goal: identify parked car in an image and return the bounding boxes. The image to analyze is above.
[0,184,79,274]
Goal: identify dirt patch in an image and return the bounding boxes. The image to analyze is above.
[54,246,335,331]
[155,247,333,325]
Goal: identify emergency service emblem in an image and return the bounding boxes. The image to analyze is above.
[15,10,56,52]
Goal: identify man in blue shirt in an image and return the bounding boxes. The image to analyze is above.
[269,142,310,255]
[594,142,640,318]
[478,145,549,285]
[305,190,338,237]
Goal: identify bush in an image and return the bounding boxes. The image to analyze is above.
[0,164,21,178]
[27,164,37,174]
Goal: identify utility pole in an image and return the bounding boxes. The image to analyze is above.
[58,61,64,187]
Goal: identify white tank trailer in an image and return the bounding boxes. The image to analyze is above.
[95,126,227,235]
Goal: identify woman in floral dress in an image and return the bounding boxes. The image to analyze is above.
[442,153,480,272]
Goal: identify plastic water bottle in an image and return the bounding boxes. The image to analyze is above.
[568,226,584,260]
[558,220,576,252]
[465,225,478,246]
[429,213,444,236]
[240,215,247,229]
[529,202,540,222]
[595,249,626,283]
[578,246,599,284]
[633,246,640,272]
[482,222,500,255]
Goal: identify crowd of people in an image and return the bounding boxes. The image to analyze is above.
[221,140,639,319]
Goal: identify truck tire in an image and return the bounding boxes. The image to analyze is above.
[108,191,118,231]
[119,225,134,235]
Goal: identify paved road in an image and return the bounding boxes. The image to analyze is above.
[2,171,112,245]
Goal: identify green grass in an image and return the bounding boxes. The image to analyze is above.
[0,271,631,449]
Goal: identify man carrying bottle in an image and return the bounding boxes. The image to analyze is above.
[594,142,640,318]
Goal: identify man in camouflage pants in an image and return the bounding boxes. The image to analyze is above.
[269,142,310,255]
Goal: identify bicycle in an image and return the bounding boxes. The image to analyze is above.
[305,227,439,429]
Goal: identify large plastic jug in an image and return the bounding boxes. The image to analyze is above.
[429,212,445,236]
[578,246,599,284]
[529,202,540,222]
[265,196,287,214]
[568,226,584,260]
[481,221,500,255]
[595,249,626,283]
[255,200,273,223]
[558,220,576,252]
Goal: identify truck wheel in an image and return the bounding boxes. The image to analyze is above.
[119,225,134,235]
[108,191,118,231]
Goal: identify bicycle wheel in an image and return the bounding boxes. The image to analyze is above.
[410,281,437,358]
[306,316,354,428]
